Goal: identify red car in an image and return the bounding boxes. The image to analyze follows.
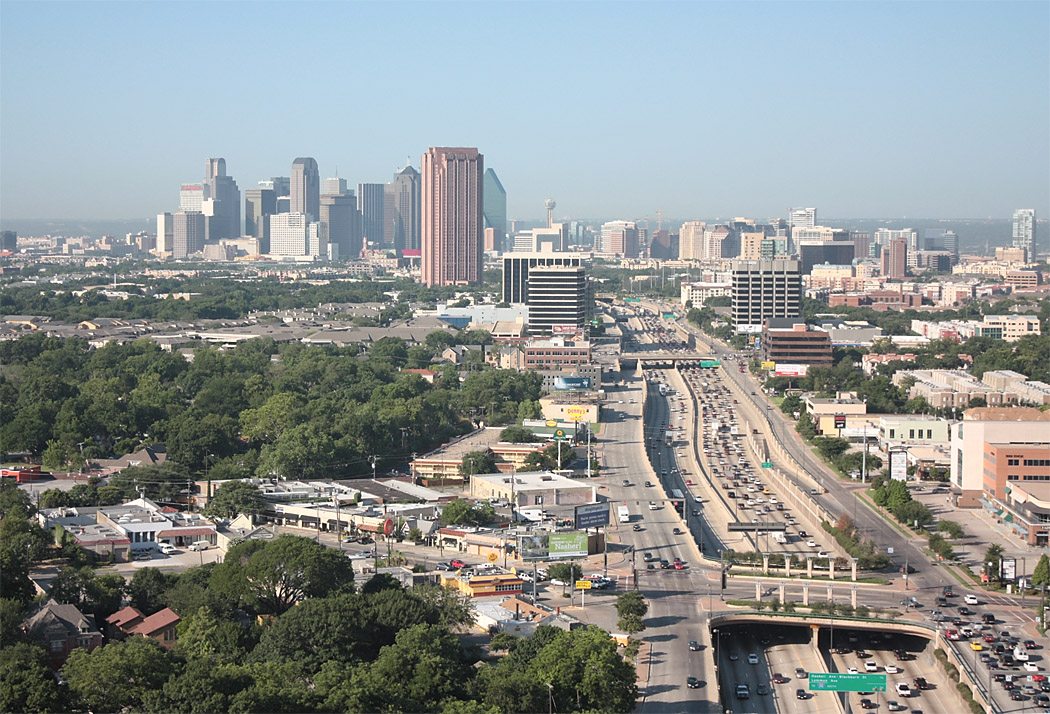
[1033,674,1048,682]
[450,559,467,569]
[674,561,686,570]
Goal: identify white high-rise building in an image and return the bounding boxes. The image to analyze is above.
[788,207,817,232]
[322,177,347,196]
[308,221,328,259]
[678,221,706,260]
[156,212,174,253]
[179,183,207,212]
[1013,209,1036,259]
[268,213,310,256]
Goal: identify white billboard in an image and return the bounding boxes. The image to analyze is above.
[736,324,763,334]
[774,364,809,378]
[1001,558,1016,581]
[889,449,908,482]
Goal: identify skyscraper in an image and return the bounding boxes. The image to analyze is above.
[268,213,310,256]
[502,252,587,304]
[203,158,241,240]
[320,193,361,260]
[384,165,421,251]
[1013,209,1036,259]
[678,221,706,260]
[788,207,817,236]
[172,210,205,259]
[2,230,17,252]
[322,177,347,197]
[156,213,174,253]
[482,168,507,251]
[599,221,639,257]
[881,236,908,279]
[421,147,484,286]
[526,265,588,334]
[358,183,386,248]
[731,259,802,334]
[290,158,319,220]
[244,187,276,252]
[179,183,205,212]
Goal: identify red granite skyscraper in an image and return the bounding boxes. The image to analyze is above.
[421,147,484,286]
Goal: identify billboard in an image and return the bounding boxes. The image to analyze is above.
[808,673,886,692]
[774,364,809,377]
[736,324,763,334]
[761,361,775,370]
[574,503,610,529]
[834,415,847,429]
[564,405,590,421]
[554,377,591,391]
[548,532,589,559]
[889,449,908,482]
[552,325,580,335]
[1001,558,1016,581]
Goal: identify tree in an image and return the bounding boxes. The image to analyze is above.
[62,637,175,714]
[814,437,850,461]
[617,612,645,636]
[894,500,933,529]
[441,498,495,527]
[220,535,354,616]
[459,450,496,476]
[984,543,1005,576]
[937,520,966,539]
[795,412,817,441]
[1032,554,1050,588]
[499,426,538,443]
[175,606,254,664]
[127,567,174,614]
[0,643,66,714]
[0,478,34,518]
[204,479,264,519]
[615,590,649,619]
[526,625,638,713]
[547,562,582,589]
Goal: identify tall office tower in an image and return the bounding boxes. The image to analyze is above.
[421,147,484,287]
[1013,209,1036,259]
[322,177,347,196]
[320,193,361,259]
[244,187,276,252]
[179,183,206,212]
[942,230,958,261]
[880,236,908,279]
[172,210,205,259]
[730,259,802,334]
[678,221,706,260]
[873,228,917,250]
[704,225,733,260]
[649,230,672,259]
[270,177,290,197]
[794,227,854,274]
[308,221,328,259]
[203,158,241,240]
[482,168,507,251]
[768,217,789,237]
[384,165,421,251]
[1,231,16,252]
[268,213,310,256]
[156,213,174,253]
[850,231,871,261]
[739,231,765,260]
[502,252,586,304]
[599,220,638,258]
[358,183,386,247]
[290,158,319,220]
[526,265,588,334]
[788,207,817,234]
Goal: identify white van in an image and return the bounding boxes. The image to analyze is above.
[648,501,658,511]
[894,682,912,697]
[188,540,211,551]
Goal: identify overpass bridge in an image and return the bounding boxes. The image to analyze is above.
[618,352,722,367]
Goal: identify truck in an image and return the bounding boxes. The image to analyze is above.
[617,505,631,523]
[665,431,675,446]
[772,531,787,545]
[658,384,667,396]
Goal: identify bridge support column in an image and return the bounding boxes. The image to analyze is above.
[785,556,792,578]
[851,558,859,582]
[851,584,858,609]
[762,553,770,575]
[827,582,834,603]
[755,579,763,601]
[802,582,810,606]
[778,579,786,604]
[806,555,814,579]
[829,558,836,580]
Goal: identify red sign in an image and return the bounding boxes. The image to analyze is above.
[834,415,846,429]
[383,519,394,536]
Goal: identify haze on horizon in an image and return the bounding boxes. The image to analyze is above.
[1,1,1047,223]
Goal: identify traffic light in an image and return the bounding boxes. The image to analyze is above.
[721,569,727,590]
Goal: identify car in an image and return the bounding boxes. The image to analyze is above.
[1011,691,1026,701]
[913,677,928,690]
[672,527,683,535]
[796,688,808,700]
[159,544,178,555]
[747,653,759,665]
[958,606,973,616]
[646,563,655,570]
[865,661,879,672]
[435,562,452,571]
[728,652,739,661]
[133,551,152,561]
[971,641,984,651]
[807,540,818,547]
[687,676,700,689]
[659,559,671,569]
[689,640,700,651]
[886,664,900,673]
[450,559,467,569]
[643,552,654,562]
[1026,663,1042,672]
[772,672,788,684]
[860,698,876,709]
[982,613,996,623]
[798,530,809,538]
[796,667,808,679]
[817,551,830,558]
[847,667,860,674]
[756,683,769,695]
[674,561,686,570]
[645,481,653,487]
[895,682,912,697]
[1026,640,1041,650]
[886,701,906,711]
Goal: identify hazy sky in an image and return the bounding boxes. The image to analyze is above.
[1,1,1047,223]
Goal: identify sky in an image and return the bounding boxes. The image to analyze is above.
[1,1,1048,224]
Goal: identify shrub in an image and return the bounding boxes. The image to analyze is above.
[956,682,973,702]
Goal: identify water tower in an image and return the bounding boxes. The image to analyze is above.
[544,198,556,228]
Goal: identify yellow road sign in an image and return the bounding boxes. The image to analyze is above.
[575,580,592,590]
[487,552,498,562]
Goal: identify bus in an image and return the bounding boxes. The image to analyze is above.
[670,489,684,514]
[617,505,631,523]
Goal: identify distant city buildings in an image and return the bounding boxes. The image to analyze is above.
[598,220,639,258]
[290,158,320,220]
[421,147,484,287]
[385,165,421,251]
[203,158,240,241]
[172,210,205,259]
[1013,208,1036,259]
[482,168,507,252]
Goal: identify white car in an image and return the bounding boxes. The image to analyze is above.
[885,664,899,674]
[964,594,979,605]
[807,540,818,548]
[1024,662,1041,672]
[817,551,829,558]
[747,653,759,665]
[847,667,859,674]
[865,661,879,672]
[159,543,179,555]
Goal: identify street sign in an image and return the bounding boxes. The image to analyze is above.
[575,580,592,590]
[552,429,568,440]
[700,360,721,368]
[487,552,498,563]
[808,672,886,692]
[761,462,773,468]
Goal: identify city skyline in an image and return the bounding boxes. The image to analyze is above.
[1,2,1048,222]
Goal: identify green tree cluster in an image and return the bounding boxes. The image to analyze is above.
[440,499,496,527]
[870,479,933,529]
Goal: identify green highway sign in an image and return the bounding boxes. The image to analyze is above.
[700,360,721,368]
[808,672,886,692]
[625,297,641,303]
[761,462,773,468]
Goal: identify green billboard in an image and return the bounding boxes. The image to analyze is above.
[548,532,589,559]
[807,672,886,692]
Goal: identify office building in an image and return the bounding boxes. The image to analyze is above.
[244,187,276,252]
[788,207,817,237]
[762,319,834,367]
[704,224,735,260]
[599,220,638,257]
[322,177,347,197]
[172,210,205,259]
[850,231,871,261]
[795,227,854,274]
[731,259,802,333]
[156,213,174,253]
[482,168,507,251]
[290,158,319,220]
[739,231,765,260]
[179,183,205,212]
[268,212,310,257]
[881,236,908,279]
[421,147,484,287]
[678,221,706,260]
[1,230,16,252]
[268,177,290,197]
[526,264,588,334]
[1013,209,1036,259]
[358,183,386,248]
[502,252,586,304]
[320,192,361,260]
[203,158,240,240]
[384,165,421,251]
[649,230,673,259]
[308,221,328,259]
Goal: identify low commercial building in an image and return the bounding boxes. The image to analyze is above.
[861,352,917,376]
[877,415,950,451]
[762,319,833,367]
[680,281,731,308]
[949,407,1050,507]
[893,369,1021,410]
[980,442,1050,546]
[522,337,591,369]
[469,470,597,507]
[538,394,600,424]
[811,319,884,347]
[409,427,548,485]
[440,571,524,598]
